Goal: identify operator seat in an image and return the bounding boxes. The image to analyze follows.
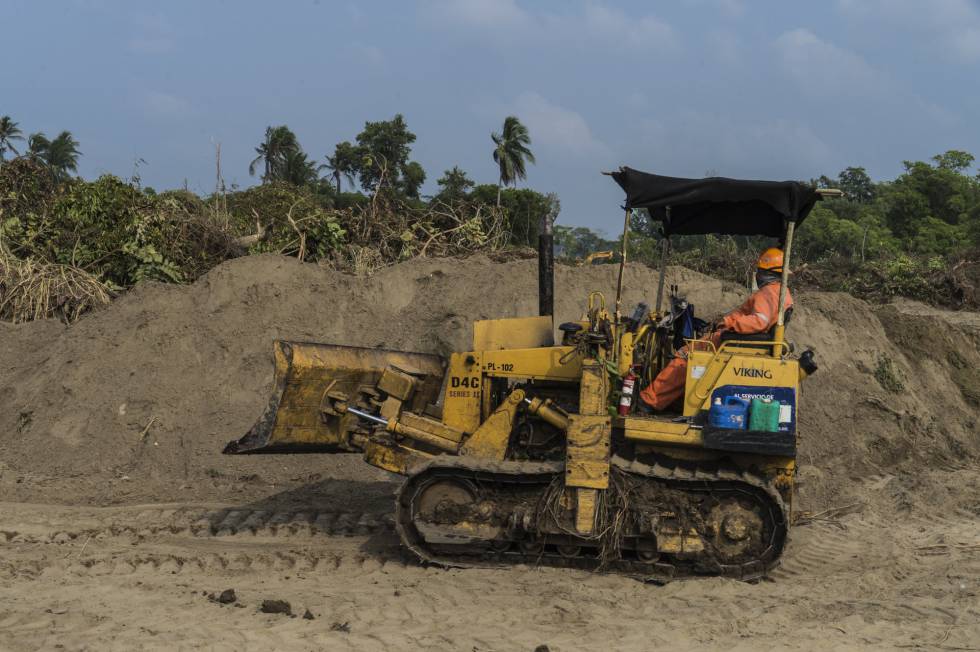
[718,307,793,347]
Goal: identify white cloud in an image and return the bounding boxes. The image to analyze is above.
[951,26,980,60]
[682,0,745,18]
[433,0,528,28]
[632,111,835,180]
[707,29,742,64]
[426,1,675,53]
[509,92,611,160]
[563,4,675,52]
[916,98,959,128]
[774,28,882,96]
[717,0,745,16]
[128,37,173,55]
[143,91,190,118]
[837,0,980,62]
[773,27,961,131]
[351,43,385,66]
[128,12,175,55]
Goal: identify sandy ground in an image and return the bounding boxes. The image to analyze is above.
[2,255,979,650]
[2,467,979,652]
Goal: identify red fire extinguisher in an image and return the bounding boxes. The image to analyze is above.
[618,367,638,416]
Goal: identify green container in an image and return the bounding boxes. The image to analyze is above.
[749,399,781,432]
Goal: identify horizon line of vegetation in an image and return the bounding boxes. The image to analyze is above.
[1,111,979,322]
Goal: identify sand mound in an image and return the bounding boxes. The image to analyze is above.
[1,254,978,513]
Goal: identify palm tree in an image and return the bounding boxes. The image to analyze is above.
[491,116,535,206]
[26,132,50,162]
[282,149,317,186]
[0,115,24,161]
[319,142,359,193]
[321,153,343,193]
[46,131,81,181]
[249,125,300,182]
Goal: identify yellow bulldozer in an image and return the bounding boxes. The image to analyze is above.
[225,168,837,581]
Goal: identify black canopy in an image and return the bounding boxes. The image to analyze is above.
[611,167,820,238]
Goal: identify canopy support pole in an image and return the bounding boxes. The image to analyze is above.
[538,211,554,319]
[614,207,630,325]
[772,220,795,356]
[654,207,670,315]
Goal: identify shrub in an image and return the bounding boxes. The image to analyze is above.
[1,171,239,289]
[873,356,905,393]
[224,182,345,262]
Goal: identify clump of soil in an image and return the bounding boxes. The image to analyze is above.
[210,589,236,605]
[260,599,291,616]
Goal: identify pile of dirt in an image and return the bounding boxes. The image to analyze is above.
[1,253,977,515]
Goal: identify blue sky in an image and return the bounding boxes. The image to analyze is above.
[5,0,980,232]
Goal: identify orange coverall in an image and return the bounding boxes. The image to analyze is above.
[638,281,793,411]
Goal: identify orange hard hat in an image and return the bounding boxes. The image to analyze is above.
[757,247,784,272]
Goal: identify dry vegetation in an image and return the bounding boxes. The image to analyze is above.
[0,241,111,323]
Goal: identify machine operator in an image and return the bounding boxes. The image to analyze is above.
[639,247,792,411]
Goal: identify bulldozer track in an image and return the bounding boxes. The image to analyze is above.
[395,455,788,582]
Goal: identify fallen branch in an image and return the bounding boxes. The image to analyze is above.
[138,416,157,442]
[234,209,268,248]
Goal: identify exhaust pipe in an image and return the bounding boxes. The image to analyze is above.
[539,213,554,317]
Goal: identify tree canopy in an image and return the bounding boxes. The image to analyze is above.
[249,125,317,186]
[491,116,535,205]
[0,116,23,160]
[434,166,475,204]
[352,114,421,193]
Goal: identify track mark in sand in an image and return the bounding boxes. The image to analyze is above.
[0,506,396,546]
[2,546,411,581]
[903,509,980,579]
[907,514,980,550]
[191,508,393,538]
[770,521,872,580]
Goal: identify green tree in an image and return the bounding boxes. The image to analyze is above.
[225,182,345,262]
[491,116,535,206]
[965,203,980,248]
[795,205,897,261]
[281,148,318,186]
[354,114,421,193]
[814,174,836,189]
[249,125,301,182]
[910,216,966,255]
[932,150,975,172]
[888,154,979,229]
[884,187,930,239]
[554,225,616,260]
[470,184,553,245]
[46,131,81,182]
[400,160,426,199]
[320,141,360,193]
[0,115,23,160]
[434,166,474,203]
[26,132,50,163]
[837,166,875,203]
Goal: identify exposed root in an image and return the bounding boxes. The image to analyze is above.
[535,468,638,569]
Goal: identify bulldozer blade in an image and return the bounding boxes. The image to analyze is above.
[224,341,446,455]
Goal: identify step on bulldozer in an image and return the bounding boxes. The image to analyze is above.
[225,168,839,581]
